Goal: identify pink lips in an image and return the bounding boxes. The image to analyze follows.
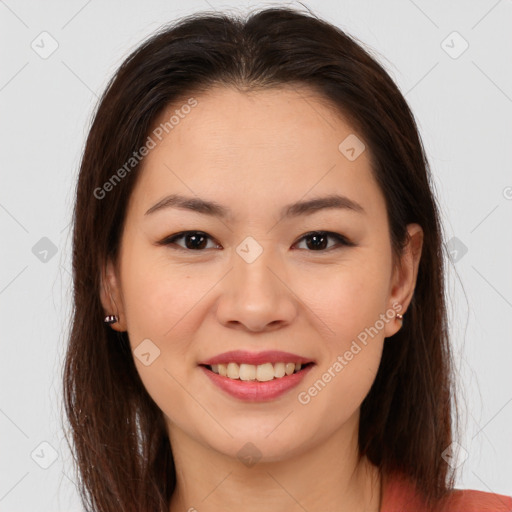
[198,350,315,402]
[200,365,314,402]
[199,362,315,403]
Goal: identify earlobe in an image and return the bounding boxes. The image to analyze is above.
[99,258,127,332]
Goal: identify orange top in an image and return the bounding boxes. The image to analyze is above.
[380,472,512,512]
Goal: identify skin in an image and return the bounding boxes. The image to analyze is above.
[100,85,423,512]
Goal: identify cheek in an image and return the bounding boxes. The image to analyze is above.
[296,268,388,422]
[118,251,206,424]
[298,342,383,434]
[121,240,199,327]
[297,255,390,342]
[294,256,389,413]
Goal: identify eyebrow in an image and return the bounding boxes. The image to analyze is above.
[144,193,366,219]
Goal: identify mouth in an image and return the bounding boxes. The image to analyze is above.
[199,361,315,402]
[199,361,315,382]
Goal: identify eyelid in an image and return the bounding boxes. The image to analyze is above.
[157,231,220,250]
[158,230,355,251]
[292,231,355,249]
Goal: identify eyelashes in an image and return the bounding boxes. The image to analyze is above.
[157,230,356,253]
[158,231,220,251]
[293,231,356,251]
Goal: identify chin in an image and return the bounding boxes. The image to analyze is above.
[206,429,306,464]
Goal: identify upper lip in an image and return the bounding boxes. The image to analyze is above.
[199,350,315,366]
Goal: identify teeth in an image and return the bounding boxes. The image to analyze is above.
[239,363,256,381]
[209,362,306,381]
[274,362,285,378]
[256,363,274,382]
[227,362,239,379]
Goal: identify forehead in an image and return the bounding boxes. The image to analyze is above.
[150,84,354,156]
[130,85,385,221]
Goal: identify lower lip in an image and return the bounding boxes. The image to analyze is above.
[199,364,314,402]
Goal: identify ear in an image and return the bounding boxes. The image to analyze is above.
[99,257,127,332]
[384,223,424,338]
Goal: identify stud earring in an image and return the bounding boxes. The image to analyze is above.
[104,315,119,325]
[396,313,403,320]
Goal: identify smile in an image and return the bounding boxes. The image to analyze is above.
[204,361,313,381]
[199,362,315,402]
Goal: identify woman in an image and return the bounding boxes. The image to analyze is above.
[62,6,512,512]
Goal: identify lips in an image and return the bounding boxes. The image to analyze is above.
[199,363,314,402]
[198,350,315,366]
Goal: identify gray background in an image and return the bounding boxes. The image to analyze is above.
[1,0,511,510]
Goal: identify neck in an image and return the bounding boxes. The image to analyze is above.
[167,415,381,512]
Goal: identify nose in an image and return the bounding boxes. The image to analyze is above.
[215,246,298,333]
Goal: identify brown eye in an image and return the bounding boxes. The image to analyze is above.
[294,231,354,251]
[159,231,219,251]
[158,230,354,253]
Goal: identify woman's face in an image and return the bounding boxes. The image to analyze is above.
[101,85,422,462]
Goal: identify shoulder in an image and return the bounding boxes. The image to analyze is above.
[380,471,512,512]
[438,488,512,512]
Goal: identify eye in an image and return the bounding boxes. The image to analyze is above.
[293,231,355,251]
[158,231,220,251]
[158,230,354,252]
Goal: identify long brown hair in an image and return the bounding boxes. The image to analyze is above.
[63,6,458,511]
